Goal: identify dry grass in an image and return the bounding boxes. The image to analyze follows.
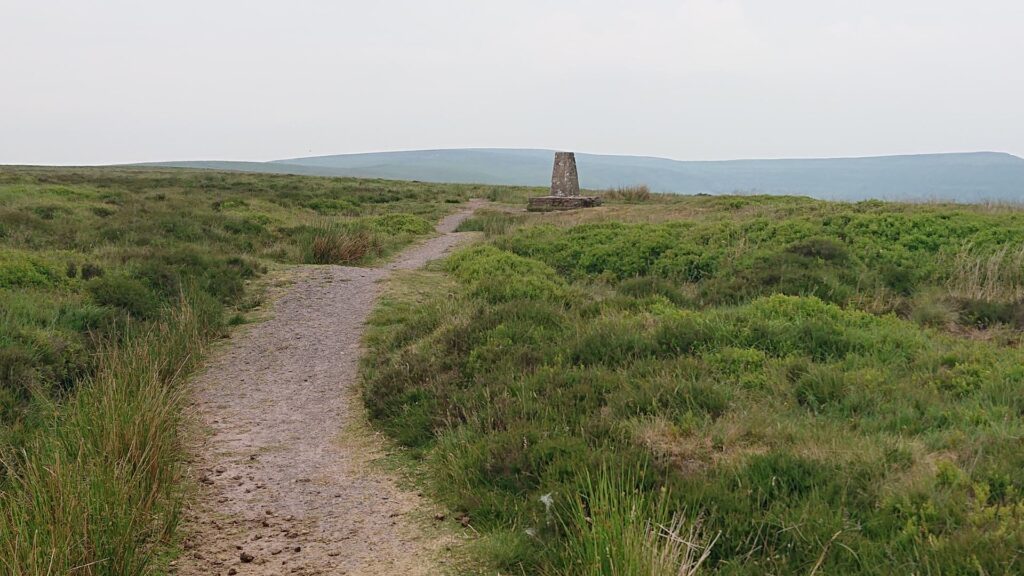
[304,224,382,265]
[972,200,1024,214]
[947,242,1024,301]
[602,185,653,203]
[649,516,717,576]
[624,414,777,478]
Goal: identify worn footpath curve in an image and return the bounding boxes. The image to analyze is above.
[175,201,486,576]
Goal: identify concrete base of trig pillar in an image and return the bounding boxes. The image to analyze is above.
[527,195,602,212]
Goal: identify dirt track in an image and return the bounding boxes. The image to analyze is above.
[175,201,484,575]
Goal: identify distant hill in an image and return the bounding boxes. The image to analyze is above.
[140,149,1024,202]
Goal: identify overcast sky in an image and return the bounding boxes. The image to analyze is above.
[2,0,1022,165]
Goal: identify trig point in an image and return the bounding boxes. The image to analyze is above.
[550,151,581,197]
[527,151,602,212]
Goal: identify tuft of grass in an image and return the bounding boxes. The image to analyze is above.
[910,291,959,327]
[0,293,215,575]
[299,213,436,265]
[947,242,1024,302]
[87,274,162,319]
[304,225,380,265]
[455,210,526,238]
[554,466,713,576]
[602,185,653,203]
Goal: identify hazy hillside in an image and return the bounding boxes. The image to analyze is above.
[142,148,1024,202]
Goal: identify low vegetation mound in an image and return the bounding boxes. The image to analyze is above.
[364,195,1024,575]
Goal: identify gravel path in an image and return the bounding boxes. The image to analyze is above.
[175,201,485,576]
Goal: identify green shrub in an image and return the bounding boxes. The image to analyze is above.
[573,224,678,279]
[910,292,958,327]
[0,250,61,288]
[654,312,715,356]
[369,213,433,235]
[80,262,104,280]
[703,251,856,304]
[302,197,356,214]
[617,276,691,306]
[446,245,569,303]
[91,206,116,218]
[785,237,849,261]
[133,248,256,304]
[880,262,918,295]
[735,452,831,509]
[157,214,203,241]
[465,301,568,377]
[500,223,681,280]
[0,345,38,412]
[609,374,729,420]
[571,317,655,367]
[471,529,537,571]
[651,247,718,282]
[87,275,161,319]
[957,298,1024,328]
[794,365,847,413]
[221,216,268,237]
[31,205,70,220]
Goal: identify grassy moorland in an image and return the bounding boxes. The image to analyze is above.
[364,194,1024,575]
[0,167,518,574]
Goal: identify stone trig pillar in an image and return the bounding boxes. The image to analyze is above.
[527,152,601,212]
[550,152,580,197]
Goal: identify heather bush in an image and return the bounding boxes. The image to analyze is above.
[364,196,1024,574]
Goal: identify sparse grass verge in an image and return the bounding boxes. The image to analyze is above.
[455,210,527,238]
[483,185,542,205]
[364,194,1024,575]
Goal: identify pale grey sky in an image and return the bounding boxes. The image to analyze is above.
[2,0,1022,165]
